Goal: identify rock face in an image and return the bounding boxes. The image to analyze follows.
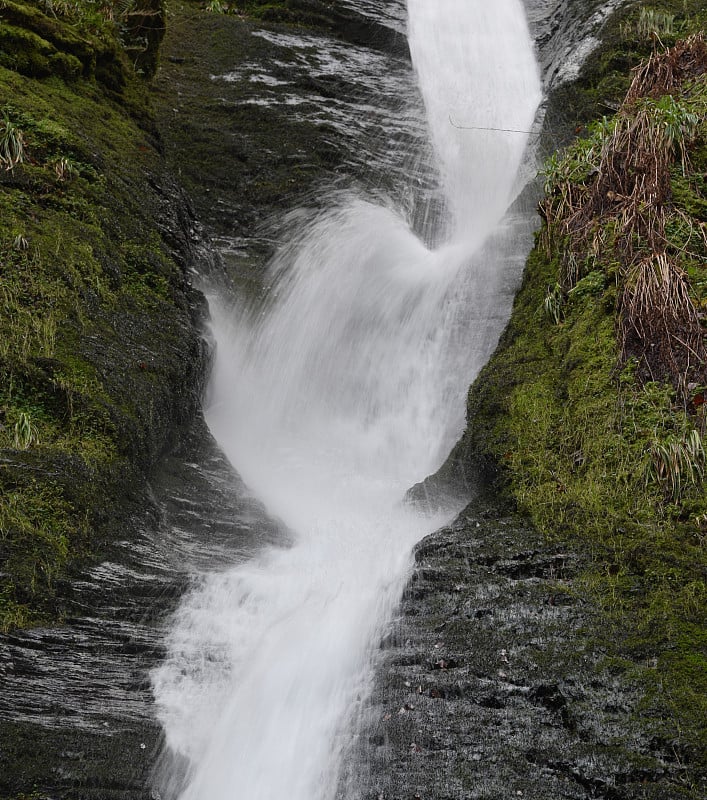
[0,418,284,800]
[0,0,212,628]
[150,0,415,289]
[343,503,693,800]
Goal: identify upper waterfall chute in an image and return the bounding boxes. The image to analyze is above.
[407,0,542,246]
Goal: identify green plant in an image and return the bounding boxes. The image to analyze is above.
[34,312,57,357]
[641,94,700,174]
[646,428,705,500]
[543,283,564,324]
[52,156,75,181]
[639,8,676,39]
[0,113,25,171]
[13,410,39,450]
[40,0,79,17]
[568,269,606,301]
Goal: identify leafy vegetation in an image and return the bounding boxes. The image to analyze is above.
[647,428,705,501]
[187,0,345,26]
[0,112,25,169]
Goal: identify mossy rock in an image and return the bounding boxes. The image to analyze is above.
[0,1,207,630]
[0,0,102,75]
[0,23,57,76]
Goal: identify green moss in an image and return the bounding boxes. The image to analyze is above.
[0,1,202,632]
[0,23,56,76]
[0,481,74,595]
[460,239,706,768]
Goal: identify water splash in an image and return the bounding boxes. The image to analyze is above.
[152,1,541,798]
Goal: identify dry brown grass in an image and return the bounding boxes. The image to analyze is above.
[620,253,704,394]
[540,34,707,400]
[625,33,707,103]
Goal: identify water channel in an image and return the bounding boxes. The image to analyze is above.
[152,2,541,798]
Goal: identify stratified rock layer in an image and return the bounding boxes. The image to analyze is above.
[346,503,692,799]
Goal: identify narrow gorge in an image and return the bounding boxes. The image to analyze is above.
[0,1,704,799]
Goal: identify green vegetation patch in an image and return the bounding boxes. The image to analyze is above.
[193,0,333,25]
[0,1,204,630]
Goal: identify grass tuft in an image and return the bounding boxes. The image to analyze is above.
[13,411,39,450]
[0,113,25,170]
[646,428,705,500]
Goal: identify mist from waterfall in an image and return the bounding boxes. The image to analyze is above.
[151,1,542,798]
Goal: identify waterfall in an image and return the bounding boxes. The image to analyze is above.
[151,2,542,799]
[408,0,542,245]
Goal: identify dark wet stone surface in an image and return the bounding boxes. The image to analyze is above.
[0,422,285,800]
[526,0,627,89]
[341,503,693,800]
[151,0,428,293]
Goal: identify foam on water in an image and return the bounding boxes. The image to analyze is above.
[152,2,542,798]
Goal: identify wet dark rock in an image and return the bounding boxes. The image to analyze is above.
[150,0,422,288]
[0,423,286,800]
[341,503,692,800]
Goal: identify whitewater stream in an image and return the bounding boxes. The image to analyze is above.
[151,1,542,798]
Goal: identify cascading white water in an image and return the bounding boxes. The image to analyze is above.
[407,0,542,245]
[151,2,541,799]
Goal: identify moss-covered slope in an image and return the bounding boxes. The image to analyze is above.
[0,0,208,630]
[442,14,707,786]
